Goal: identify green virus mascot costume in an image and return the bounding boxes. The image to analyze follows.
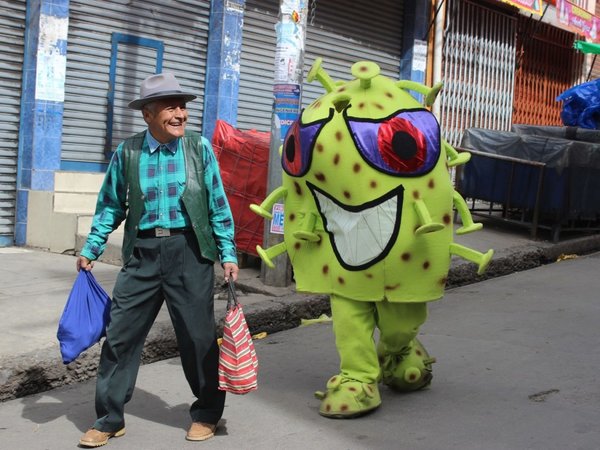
[251,58,493,418]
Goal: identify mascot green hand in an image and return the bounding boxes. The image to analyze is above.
[250,58,493,418]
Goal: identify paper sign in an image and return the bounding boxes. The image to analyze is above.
[270,203,285,234]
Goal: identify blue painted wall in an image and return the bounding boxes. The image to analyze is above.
[203,0,245,141]
[16,0,69,245]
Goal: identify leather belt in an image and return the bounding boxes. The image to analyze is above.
[137,227,192,238]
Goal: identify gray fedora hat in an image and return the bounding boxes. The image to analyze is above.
[128,72,197,110]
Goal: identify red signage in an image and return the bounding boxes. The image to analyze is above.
[556,0,600,42]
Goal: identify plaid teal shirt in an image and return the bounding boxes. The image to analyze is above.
[80,130,238,265]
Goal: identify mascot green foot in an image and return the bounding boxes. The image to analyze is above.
[378,338,436,392]
[314,375,381,419]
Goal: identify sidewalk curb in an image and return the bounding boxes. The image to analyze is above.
[0,292,329,403]
[1,234,599,402]
[448,233,600,289]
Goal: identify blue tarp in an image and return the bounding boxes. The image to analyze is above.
[556,79,600,129]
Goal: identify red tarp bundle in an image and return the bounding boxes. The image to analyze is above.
[212,120,269,256]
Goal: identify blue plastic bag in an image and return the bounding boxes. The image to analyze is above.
[57,270,111,364]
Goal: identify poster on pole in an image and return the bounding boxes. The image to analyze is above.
[274,83,301,144]
[274,3,307,85]
[412,39,427,72]
[35,15,68,102]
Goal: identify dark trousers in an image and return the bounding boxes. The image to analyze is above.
[93,232,225,431]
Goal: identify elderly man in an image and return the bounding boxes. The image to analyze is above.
[77,72,239,447]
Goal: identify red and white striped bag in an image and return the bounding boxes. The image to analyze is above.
[218,280,258,394]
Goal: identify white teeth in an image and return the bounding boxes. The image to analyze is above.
[310,185,401,269]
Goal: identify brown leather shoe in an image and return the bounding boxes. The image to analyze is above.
[79,427,125,447]
[186,422,216,441]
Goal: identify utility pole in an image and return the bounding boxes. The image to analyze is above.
[261,0,309,286]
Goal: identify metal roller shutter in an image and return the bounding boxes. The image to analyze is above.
[63,0,210,163]
[238,0,404,132]
[512,14,584,127]
[0,0,25,241]
[440,0,517,147]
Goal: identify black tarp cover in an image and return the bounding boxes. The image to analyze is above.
[461,127,600,174]
[459,127,600,216]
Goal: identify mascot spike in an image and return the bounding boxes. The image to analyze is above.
[453,191,483,235]
[256,242,286,269]
[307,57,337,93]
[449,243,494,275]
[413,198,445,235]
[351,61,380,89]
[292,212,320,242]
[444,141,471,167]
[396,80,443,107]
[249,186,287,219]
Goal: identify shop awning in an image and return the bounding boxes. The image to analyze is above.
[574,40,600,81]
[574,40,600,55]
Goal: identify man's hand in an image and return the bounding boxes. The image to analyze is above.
[77,256,94,272]
[223,262,239,282]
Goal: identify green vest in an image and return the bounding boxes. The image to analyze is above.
[120,130,218,264]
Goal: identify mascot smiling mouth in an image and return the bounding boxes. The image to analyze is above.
[307,182,404,271]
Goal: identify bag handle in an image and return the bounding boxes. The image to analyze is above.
[226,278,238,311]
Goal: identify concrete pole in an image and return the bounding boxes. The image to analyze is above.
[432,0,446,118]
[261,0,309,286]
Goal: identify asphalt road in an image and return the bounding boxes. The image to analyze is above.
[1,252,599,450]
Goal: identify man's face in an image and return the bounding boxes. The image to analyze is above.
[142,98,188,143]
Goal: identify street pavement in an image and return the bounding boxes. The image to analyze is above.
[0,250,598,449]
[1,219,600,403]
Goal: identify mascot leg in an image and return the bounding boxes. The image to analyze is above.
[376,302,435,391]
[316,294,382,419]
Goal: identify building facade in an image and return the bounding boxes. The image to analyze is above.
[0,0,592,249]
[0,0,433,248]
[439,0,588,146]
